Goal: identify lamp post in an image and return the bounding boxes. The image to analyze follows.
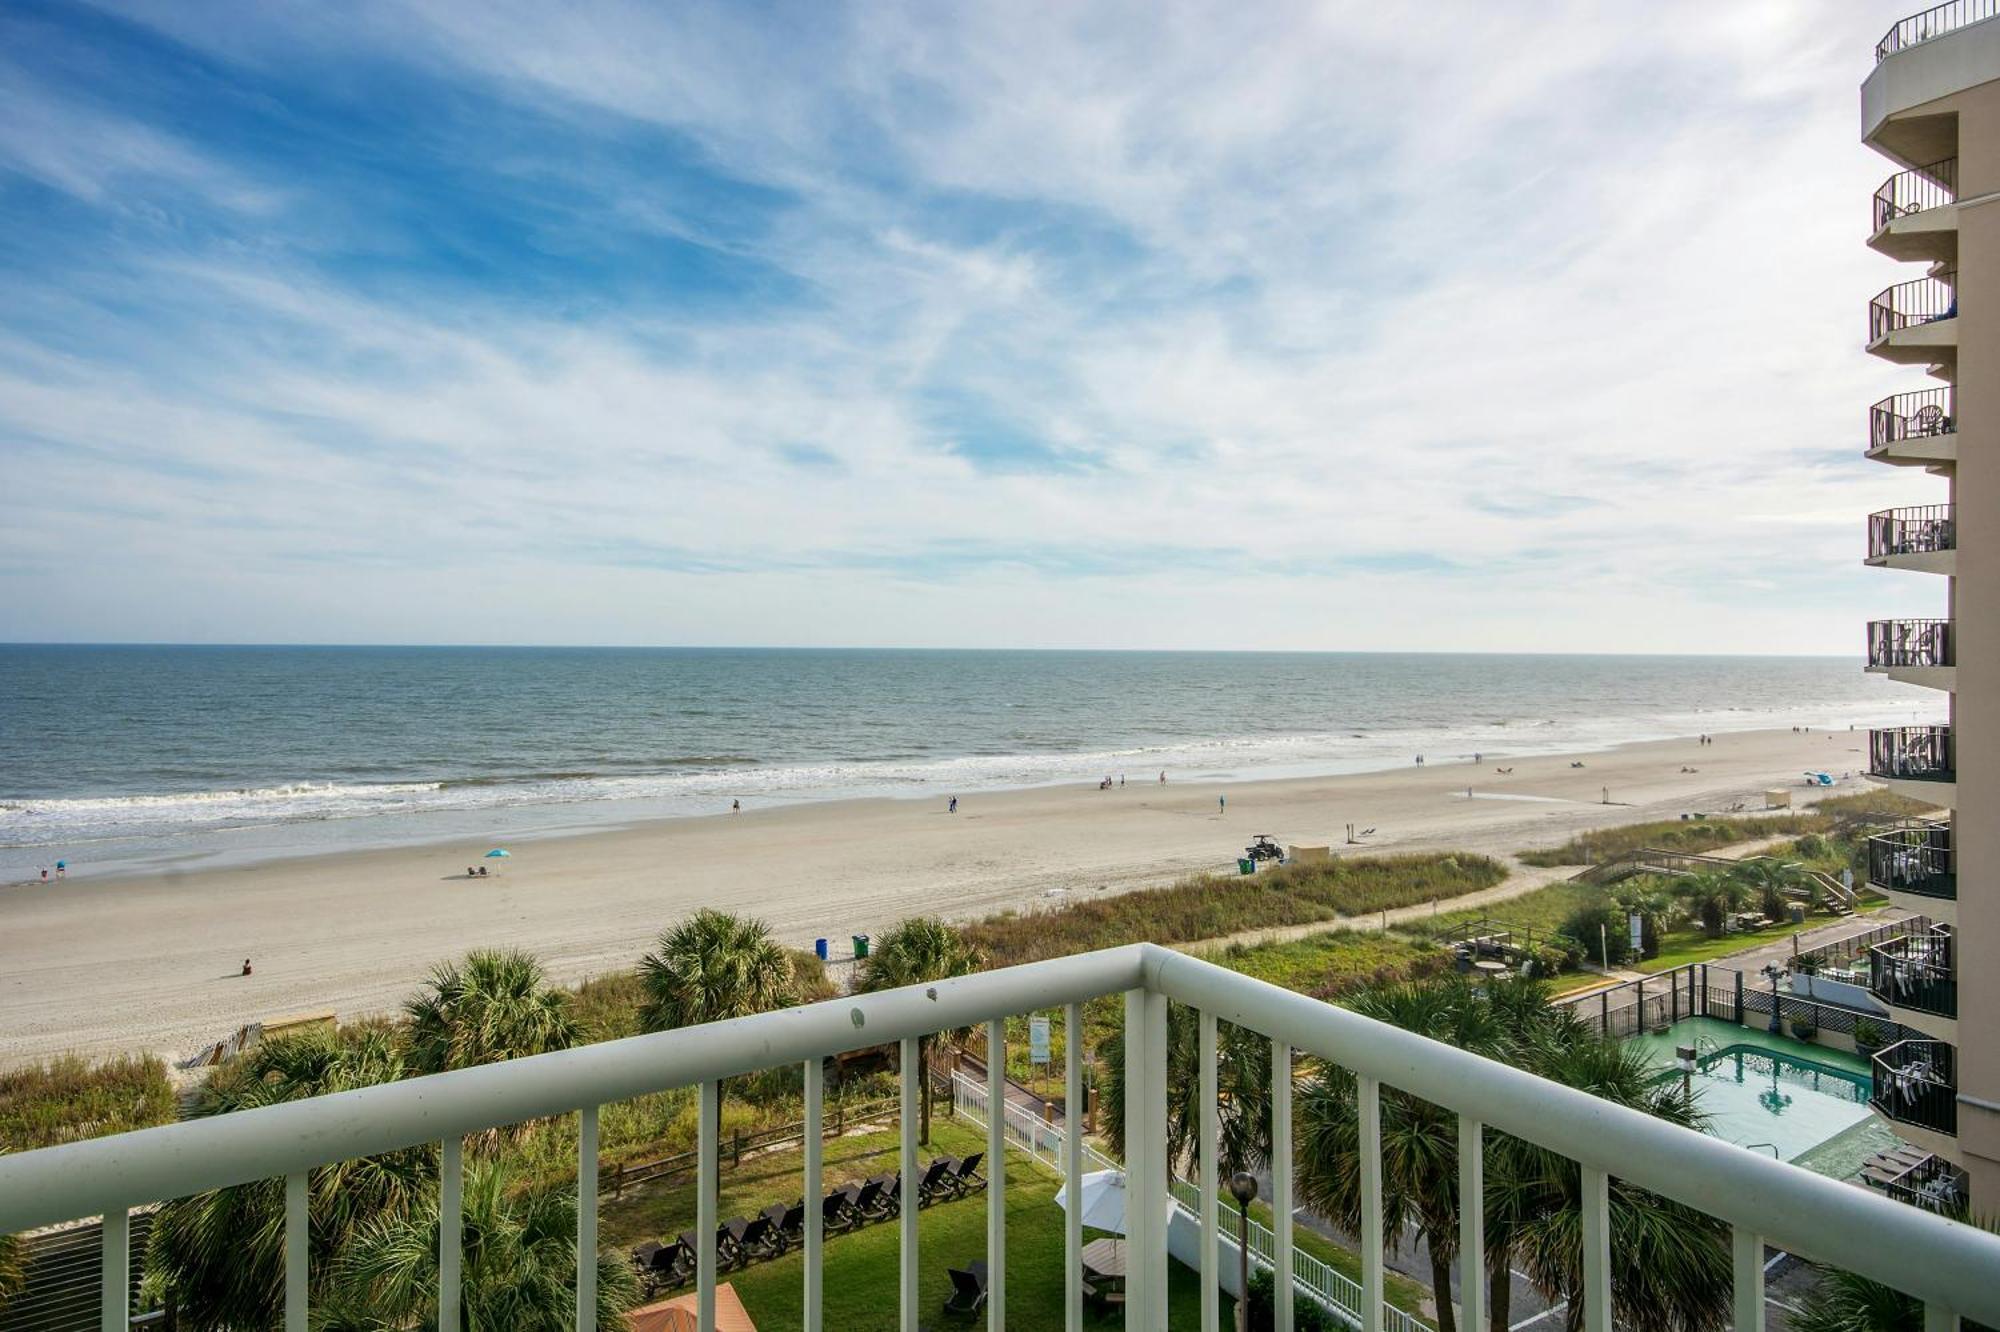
[1229,1171,1259,1332]
[1760,962,1788,1035]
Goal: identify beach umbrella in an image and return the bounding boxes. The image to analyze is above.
[1054,1169,1158,1234]
[484,849,510,858]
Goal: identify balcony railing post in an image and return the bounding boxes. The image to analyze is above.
[1066,1002,1086,1332]
[1125,986,1168,1330]
[1272,1040,1294,1332]
[1927,1305,1961,1332]
[439,1135,462,1332]
[1199,1010,1219,1332]
[900,1036,919,1332]
[1734,1228,1765,1332]
[699,1080,720,1332]
[101,1206,129,1332]
[1458,1117,1485,1332]
[987,1019,1007,1328]
[578,1105,599,1332]
[285,1170,308,1331]
[1358,1075,1383,1332]
[1581,1165,1611,1332]
[804,1056,824,1332]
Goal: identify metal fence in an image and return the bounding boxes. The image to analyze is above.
[1869,824,1955,900]
[0,1214,152,1332]
[947,1069,1432,1332]
[1877,0,2000,60]
[1867,618,1954,670]
[1873,1040,1958,1135]
[1797,915,1935,971]
[1873,158,1958,230]
[1557,964,1916,1047]
[1869,271,1957,341]
[1870,726,1955,784]
[1869,503,1956,559]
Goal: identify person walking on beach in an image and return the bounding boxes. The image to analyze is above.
[55,860,66,880]
[1159,771,1166,784]
[1218,794,1226,814]
[949,796,958,814]
[731,799,740,813]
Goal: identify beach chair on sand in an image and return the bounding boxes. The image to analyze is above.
[942,1260,989,1318]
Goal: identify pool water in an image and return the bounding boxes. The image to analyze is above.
[1631,1018,1884,1168]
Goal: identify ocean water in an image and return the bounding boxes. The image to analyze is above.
[0,646,1937,878]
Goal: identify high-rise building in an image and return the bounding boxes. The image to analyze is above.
[1861,3,2000,1206]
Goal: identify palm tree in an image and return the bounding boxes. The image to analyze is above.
[1788,1267,1923,1332]
[142,1025,433,1329]
[638,909,796,1032]
[1100,1003,1272,1176]
[404,949,581,1074]
[1609,884,1672,960]
[326,1157,639,1330]
[1730,859,1803,922]
[1670,870,1751,939]
[854,917,984,1144]
[1295,979,1508,1332]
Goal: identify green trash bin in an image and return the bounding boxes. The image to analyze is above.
[1238,858,1256,875]
[852,934,870,959]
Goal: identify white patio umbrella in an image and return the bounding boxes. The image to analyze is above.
[1053,1169,1133,1232]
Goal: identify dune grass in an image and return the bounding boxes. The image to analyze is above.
[962,853,1506,969]
[0,1053,175,1150]
[1515,790,1940,868]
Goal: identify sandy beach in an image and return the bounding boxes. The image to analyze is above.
[0,726,1878,1070]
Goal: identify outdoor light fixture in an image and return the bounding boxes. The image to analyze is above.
[1760,962,1789,1034]
[1229,1171,1259,1332]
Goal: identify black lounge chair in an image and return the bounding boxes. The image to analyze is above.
[734,1213,780,1262]
[763,1200,805,1252]
[868,1172,901,1219]
[946,1151,985,1196]
[942,1259,989,1318]
[917,1156,959,1206]
[823,1186,859,1234]
[681,1226,743,1273]
[630,1241,665,1294]
[849,1177,886,1220]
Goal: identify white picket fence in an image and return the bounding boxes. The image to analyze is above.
[949,1071,1432,1332]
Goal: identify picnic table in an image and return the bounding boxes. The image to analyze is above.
[1081,1236,1127,1281]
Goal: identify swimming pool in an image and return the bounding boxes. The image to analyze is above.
[1632,1018,1881,1166]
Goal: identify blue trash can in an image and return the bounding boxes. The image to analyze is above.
[815,938,829,961]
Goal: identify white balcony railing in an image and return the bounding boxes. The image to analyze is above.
[3,943,1999,1332]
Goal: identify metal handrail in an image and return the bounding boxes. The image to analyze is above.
[1867,618,1955,669]
[1869,929,1957,1018]
[1869,503,1956,558]
[5,942,2000,1327]
[1877,0,2000,61]
[1870,270,1957,341]
[1873,158,1958,231]
[1870,725,1955,783]
[1869,386,1955,452]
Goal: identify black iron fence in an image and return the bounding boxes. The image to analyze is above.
[1870,385,1955,453]
[1870,930,1957,1018]
[1868,823,1955,899]
[1873,158,1958,230]
[1556,963,1916,1047]
[1797,914,1935,971]
[1868,618,1954,669]
[1877,0,2000,61]
[1868,503,1955,558]
[1872,1039,1958,1135]
[1882,1153,1969,1213]
[1870,726,1955,784]
[1869,270,1957,341]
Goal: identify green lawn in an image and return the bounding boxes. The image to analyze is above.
[1633,920,1805,973]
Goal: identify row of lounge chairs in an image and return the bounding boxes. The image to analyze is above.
[630,1152,986,1295]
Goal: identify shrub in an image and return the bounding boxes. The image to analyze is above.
[0,1054,175,1151]
[1558,902,1636,967]
[1244,1267,1342,1332]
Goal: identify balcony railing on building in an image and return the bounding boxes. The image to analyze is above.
[1874,158,1958,231]
[1870,271,1957,342]
[1869,822,1956,900]
[1870,725,1955,784]
[4,943,2000,1332]
[1869,386,1955,454]
[1869,503,1956,559]
[1872,1038,1958,1135]
[1881,1153,1970,1215]
[1877,0,2000,61]
[1869,928,1957,1018]
[1867,618,1954,669]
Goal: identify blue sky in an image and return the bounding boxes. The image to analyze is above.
[0,1,1950,651]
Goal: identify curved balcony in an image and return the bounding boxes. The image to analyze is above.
[1868,271,1957,365]
[1870,726,1955,805]
[1869,822,1955,901]
[1867,618,1955,690]
[1877,1,2000,61]
[1867,503,1955,573]
[1868,386,1956,466]
[1872,160,1959,262]
[1872,1038,1957,1137]
[1870,928,1956,1020]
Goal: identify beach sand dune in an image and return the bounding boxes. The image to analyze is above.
[0,727,1872,1069]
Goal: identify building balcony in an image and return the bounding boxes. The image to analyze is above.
[1869,271,1957,366]
[1869,927,1957,1027]
[1872,1038,1958,1139]
[1872,159,1959,262]
[1876,1,2000,62]
[1869,822,1956,904]
[1867,503,1956,574]
[1879,1152,1970,1214]
[1870,725,1956,804]
[3,944,1999,1331]
[1869,386,1956,467]
[1867,617,1955,690]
